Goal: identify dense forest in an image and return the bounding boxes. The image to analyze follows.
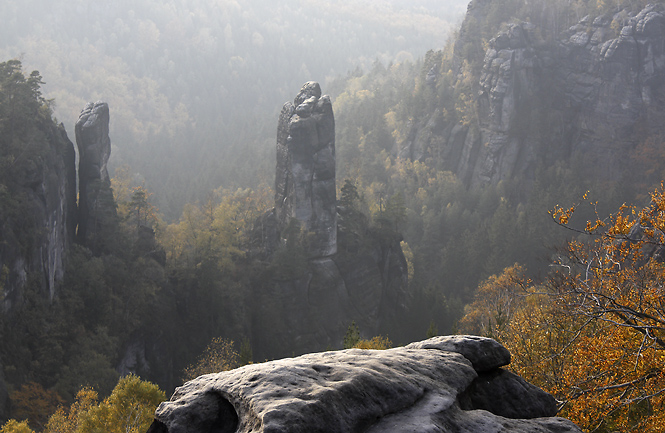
[2,0,665,432]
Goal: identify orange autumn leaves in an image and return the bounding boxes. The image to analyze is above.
[460,184,665,432]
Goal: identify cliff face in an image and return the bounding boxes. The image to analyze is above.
[0,122,76,308]
[0,100,115,308]
[406,2,665,187]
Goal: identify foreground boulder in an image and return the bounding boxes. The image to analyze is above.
[147,336,581,433]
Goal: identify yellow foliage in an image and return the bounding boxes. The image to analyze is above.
[0,420,34,433]
[77,374,164,433]
[458,264,529,339]
[384,110,406,143]
[182,337,240,382]
[38,376,163,433]
[353,336,392,350]
[44,387,98,433]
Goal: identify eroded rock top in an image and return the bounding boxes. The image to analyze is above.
[147,336,580,433]
[274,81,337,258]
[75,101,111,182]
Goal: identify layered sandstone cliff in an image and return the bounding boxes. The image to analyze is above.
[0,122,76,308]
[403,2,665,188]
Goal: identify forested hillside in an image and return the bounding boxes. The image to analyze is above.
[328,0,665,338]
[3,0,665,431]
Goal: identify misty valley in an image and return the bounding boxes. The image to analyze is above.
[2,0,665,432]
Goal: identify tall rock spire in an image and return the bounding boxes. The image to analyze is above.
[274,82,337,257]
[75,101,116,252]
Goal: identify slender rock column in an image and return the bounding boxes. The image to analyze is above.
[275,82,337,257]
[75,101,116,252]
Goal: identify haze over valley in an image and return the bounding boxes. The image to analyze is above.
[3,1,665,432]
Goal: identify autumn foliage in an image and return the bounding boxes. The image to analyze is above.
[461,184,665,432]
[1,375,164,433]
[181,337,241,382]
[9,383,64,430]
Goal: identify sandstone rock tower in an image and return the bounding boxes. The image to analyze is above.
[75,101,116,251]
[274,82,337,258]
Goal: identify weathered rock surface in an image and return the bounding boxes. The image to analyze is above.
[75,101,116,251]
[405,2,665,187]
[147,336,580,433]
[275,82,337,258]
[405,334,511,372]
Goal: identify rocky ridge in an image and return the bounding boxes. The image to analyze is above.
[147,335,581,433]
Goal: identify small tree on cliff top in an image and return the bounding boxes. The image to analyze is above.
[182,337,240,381]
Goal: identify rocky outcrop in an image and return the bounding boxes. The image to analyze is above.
[405,2,665,188]
[250,83,409,360]
[275,82,337,258]
[75,101,117,252]
[0,122,76,308]
[147,336,581,433]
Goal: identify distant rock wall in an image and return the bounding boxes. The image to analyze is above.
[275,82,337,258]
[147,336,582,433]
[405,2,665,187]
